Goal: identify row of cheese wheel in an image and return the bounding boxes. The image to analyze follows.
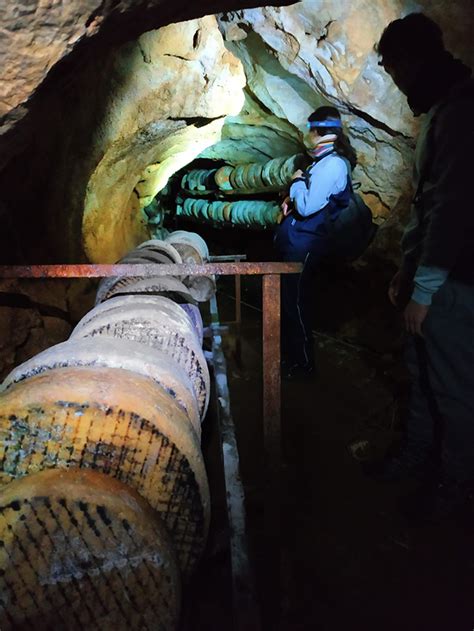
[177,197,281,227]
[180,153,306,196]
[0,231,213,630]
[180,168,218,193]
[214,154,304,193]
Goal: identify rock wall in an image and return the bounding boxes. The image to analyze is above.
[210,0,473,247]
[82,17,245,262]
[0,0,287,264]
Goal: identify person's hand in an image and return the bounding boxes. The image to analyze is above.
[280,195,292,217]
[388,270,401,306]
[403,300,429,336]
[291,169,304,180]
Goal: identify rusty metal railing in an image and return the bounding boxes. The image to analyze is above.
[0,262,298,278]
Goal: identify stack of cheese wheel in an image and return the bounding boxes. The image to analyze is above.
[95,236,215,305]
[0,364,209,575]
[0,232,214,629]
[0,468,181,630]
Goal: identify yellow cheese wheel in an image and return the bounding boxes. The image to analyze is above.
[0,367,210,575]
[1,337,201,438]
[0,468,180,630]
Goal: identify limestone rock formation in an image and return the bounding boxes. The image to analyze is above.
[82,17,246,262]
[0,0,287,264]
[0,0,291,141]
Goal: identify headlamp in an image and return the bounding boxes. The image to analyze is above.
[307,119,343,129]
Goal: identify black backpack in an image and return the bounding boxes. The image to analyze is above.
[324,158,378,261]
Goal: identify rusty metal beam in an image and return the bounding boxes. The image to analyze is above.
[0,262,301,279]
[262,274,281,485]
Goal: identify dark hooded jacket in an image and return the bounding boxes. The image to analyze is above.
[401,52,474,282]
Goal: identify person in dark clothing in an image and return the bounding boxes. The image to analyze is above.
[274,106,357,378]
[373,13,474,519]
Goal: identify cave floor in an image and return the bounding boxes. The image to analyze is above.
[198,276,474,631]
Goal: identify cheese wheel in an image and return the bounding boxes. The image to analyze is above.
[159,241,216,302]
[164,231,209,262]
[182,274,216,303]
[0,367,210,574]
[162,233,214,302]
[134,240,182,264]
[71,295,210,419]
[0,468,181,630]
[96,241,182,306]
[0,337,201,437]
[167,242,203,265]
[99,276,196,305]
[119,249,174,264]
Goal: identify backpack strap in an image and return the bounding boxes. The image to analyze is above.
[323,155,353,235]
[340,156,354,193]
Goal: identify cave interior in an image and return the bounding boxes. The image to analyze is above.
[1,0,474,629]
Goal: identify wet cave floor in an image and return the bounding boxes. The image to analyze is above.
[186,272,474,631]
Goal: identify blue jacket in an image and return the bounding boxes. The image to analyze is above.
[274,152,351,261]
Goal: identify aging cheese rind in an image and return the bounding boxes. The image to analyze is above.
[1,337,201,437]
[71,295,210,419]
[0,468,181,631]
[0,367,210,575]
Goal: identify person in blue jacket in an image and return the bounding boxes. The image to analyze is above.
[274,106,357,378]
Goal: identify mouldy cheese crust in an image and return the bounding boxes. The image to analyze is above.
[0,366,210,576]
[0,468,181,629]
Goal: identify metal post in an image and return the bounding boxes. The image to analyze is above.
[209,296,261,631]
[261,273,281,628]
[235,274,242,326]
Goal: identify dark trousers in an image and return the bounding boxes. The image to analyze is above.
[274,214,331,368]
[281,253,318,368]
[405,279,474,483]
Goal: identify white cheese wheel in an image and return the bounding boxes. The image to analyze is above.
[164,231,209,262]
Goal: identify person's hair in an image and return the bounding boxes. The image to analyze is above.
[376,13,444,67]
[308,106,357,170]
